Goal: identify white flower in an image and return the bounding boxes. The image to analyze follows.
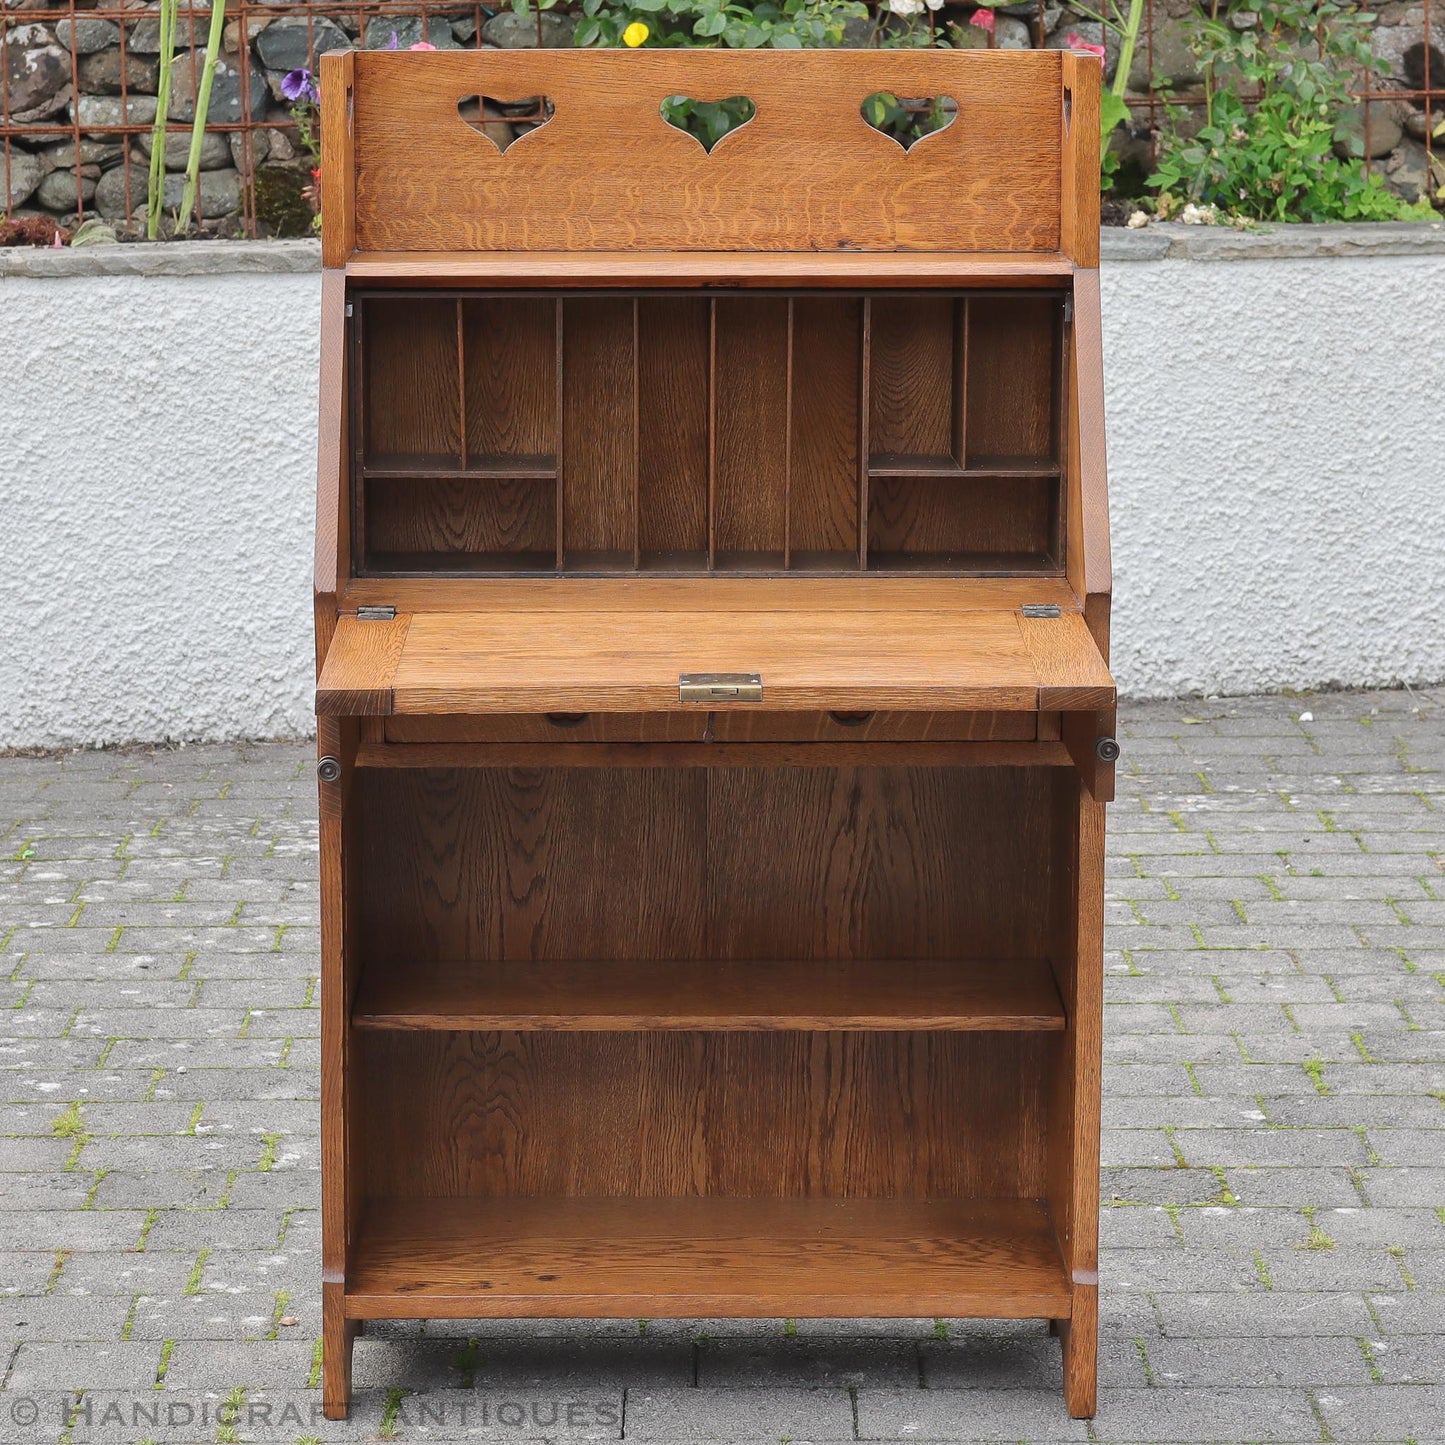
[1126,210,1149,228]
[887,0,926,14]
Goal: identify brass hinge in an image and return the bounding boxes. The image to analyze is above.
[356,605,396,621]
[679,672,763,703]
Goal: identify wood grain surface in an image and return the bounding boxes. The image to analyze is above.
[788,297,862,560]
[462,297,558,461]
[358,1031,1051,1200]
[363,298,459,462]
[316,605,1113,715]
[966,295,1058,463]
[345,50,1064,255]
[868,296,957,461]
[562,297,636,559]
[345,1196,1070,1318]
[353,765,1055,963]
[344,251,1077,286]
[638,297,711,558]
[713,297,791,561]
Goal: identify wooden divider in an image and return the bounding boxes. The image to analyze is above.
[352,289,1069,579]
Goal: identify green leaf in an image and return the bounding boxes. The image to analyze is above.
[1099,89,1131,138]
[574,14,601,43]
[772,29,803,47]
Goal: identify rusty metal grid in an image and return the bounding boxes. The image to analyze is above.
[1,0,1440,237]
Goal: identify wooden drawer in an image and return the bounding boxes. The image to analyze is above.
[383,714,708,744]
[710,711,1037,742]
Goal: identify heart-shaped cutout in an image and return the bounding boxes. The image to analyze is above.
[661,94,756,154]
[458,94,555,154]
[861,92,958,152]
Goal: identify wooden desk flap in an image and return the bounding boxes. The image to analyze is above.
[316,607,1113,717]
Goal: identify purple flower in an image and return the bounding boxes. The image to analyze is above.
[281,68,319,104]
[386,30,400,49]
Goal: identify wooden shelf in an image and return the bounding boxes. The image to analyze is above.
[352,957,1065,1032]
[364,453,557,480]
[867,453,1062,479]
[346,251,1077,290]
[345,1196,1072,1320]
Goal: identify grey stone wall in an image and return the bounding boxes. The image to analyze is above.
[3,2,1440,233]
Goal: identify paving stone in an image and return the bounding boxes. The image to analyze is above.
[7,1339,166,1389]
[468,1336,695,1388]
[1314,1383,1445,1440]
[1362,1333,1445,1384]
[0,1293,132,1341]
[3,701,1445,1437]
[1368,1291,1445,1335]
[1155,1289,1378,1338]
[1143,1333,1375,1387]
[158,1337,319,1388]
[697,1334,916,1387]
[1088,1386,1326,1440]
[920,1331,1062,1389]
[855,1387,1090,1440]
[626,1386,856,1439]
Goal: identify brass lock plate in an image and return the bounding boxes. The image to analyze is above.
[679,672,763,703]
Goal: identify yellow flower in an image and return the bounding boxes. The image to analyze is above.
[622,21,649,46]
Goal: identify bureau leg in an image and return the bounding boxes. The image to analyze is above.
[322,1288,357,1421]
[1060,1284,1098,1419]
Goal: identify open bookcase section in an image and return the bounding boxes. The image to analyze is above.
[353,290,1065,577]
[341,763,1079,1319]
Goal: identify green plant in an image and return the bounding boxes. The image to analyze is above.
[860,91,957,148]
[1062,0,1146,190]
[569,0,868,50]
[1149,0,1438,221]
[660,93,758,150]
[145,0,180,238]
[177,0,228,232]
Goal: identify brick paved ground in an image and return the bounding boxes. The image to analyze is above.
[1,689,1442,1444]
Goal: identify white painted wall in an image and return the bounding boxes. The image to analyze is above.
[2,234,1443,747]
[2,266,320,747]
[1102,250,1445,701]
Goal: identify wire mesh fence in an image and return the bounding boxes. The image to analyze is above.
[1,0,1440,239]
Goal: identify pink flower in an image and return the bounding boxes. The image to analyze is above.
[1066,31,1106,58]
[969,6,995,30]
[409,40,436,50]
